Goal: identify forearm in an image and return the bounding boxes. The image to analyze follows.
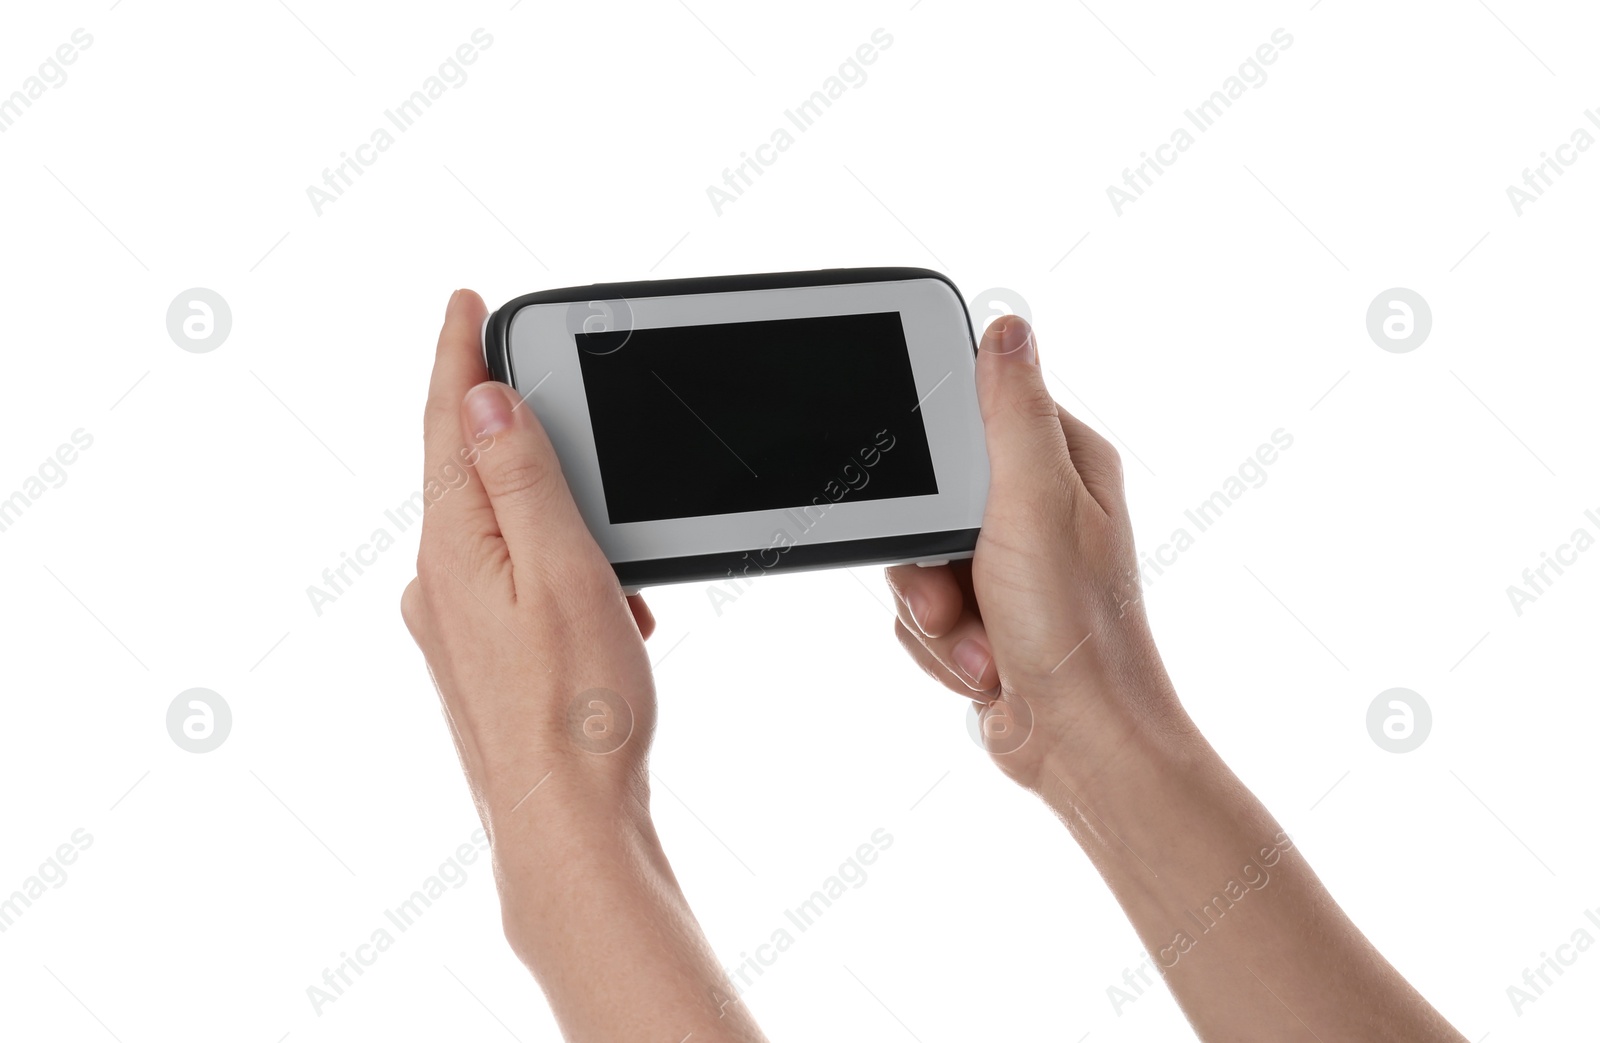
[1044,714,1463,1042]
[491,776,766,1043]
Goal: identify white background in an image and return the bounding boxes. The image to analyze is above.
[1,1,1596,1040]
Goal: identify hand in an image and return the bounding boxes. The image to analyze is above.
[885,317,1193,794]
[400,289,659,843]
[885,316,1465,1042]
[400,291,769,1042]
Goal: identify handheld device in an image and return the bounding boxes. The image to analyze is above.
[483,267,988,590]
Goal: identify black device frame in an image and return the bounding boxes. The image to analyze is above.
[483,267,982,588]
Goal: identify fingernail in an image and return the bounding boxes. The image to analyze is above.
[464,383,514,437]
[999,319,1036,364]
[953,639,991,689]
[446,288,463,314]
[907,593,931,636]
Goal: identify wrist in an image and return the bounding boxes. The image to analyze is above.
[490,772,670,953]
[1031,679,1208,816]
[483,753,653,851]
[1003,637,1192,787]
[473,688,657,831]
[1033,701,1261,888]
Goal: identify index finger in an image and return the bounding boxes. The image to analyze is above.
[419,289,496,541]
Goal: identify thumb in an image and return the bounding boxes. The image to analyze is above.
[974,317,1073,494]
[460,381,601,577]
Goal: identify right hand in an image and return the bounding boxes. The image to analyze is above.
[884,317,1193,794]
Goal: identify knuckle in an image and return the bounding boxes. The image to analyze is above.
[1014,381,1061,425]
[882,566,916,602]
[1097,439,1125,482]
[465,535,513,585]
[399,578,425,633]
[894,618,928,659]
[482,455,549,501]
[415,546,457,594]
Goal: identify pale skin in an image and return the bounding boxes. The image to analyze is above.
[402,289,1466,1042]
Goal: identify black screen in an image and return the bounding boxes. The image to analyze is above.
[575,312,939,524]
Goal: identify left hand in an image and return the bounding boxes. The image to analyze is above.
[400,289,660,849]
